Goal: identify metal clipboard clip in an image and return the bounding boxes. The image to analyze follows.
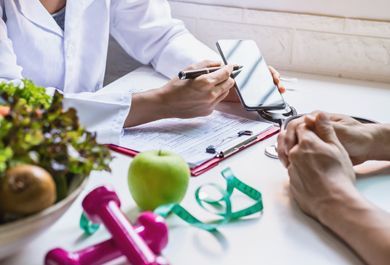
[217,134,260,158]
[205,130,256,158]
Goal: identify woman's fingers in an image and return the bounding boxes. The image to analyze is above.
[195,65,233,90]
[269,66,286,94]
[208,65,233,85]
[278,85,286,94]
[215,87,231,104]
[213,77,235,101]
[185,60,222,71]
[269,66,280,80]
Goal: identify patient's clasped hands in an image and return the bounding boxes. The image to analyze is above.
[278,112,357,220]
[277,111,390,265]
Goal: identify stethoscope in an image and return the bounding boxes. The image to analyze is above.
[264,114,377,159]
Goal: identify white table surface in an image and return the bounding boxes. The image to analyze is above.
[3,67,390,265]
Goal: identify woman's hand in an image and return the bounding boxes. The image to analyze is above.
[269,66,286,94]
[159,60,235,118]
[285,112,357,220]
[223,65,286,102]
[278,111,377,167]
[124,60,234,127]
[125,61,287,127]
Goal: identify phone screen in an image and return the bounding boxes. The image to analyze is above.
[217,40,285,110]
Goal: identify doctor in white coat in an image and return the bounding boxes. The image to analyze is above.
[0,0,282,143]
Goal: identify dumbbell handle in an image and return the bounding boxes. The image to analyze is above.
[46,239,120,265]
[80,186,168,265]
[99,201,158,265]
[45,218,169,265]
[82,186,162,265]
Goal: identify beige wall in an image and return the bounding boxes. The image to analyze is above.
[170,1,390,83]
[172,0,390,21]
[105,1,390,84]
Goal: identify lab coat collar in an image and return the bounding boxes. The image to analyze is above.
[17,0,97,38]
[17,0,64,37]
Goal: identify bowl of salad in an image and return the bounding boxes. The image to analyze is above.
[0,80,112,260]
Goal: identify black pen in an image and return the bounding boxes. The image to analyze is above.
[178,65,243,80]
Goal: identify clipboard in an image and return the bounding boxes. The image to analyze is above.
[108,126,279,176]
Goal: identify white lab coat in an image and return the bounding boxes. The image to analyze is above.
[0,0,218,143]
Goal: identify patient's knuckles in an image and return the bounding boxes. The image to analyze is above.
[288,149,300,161]
[277,132,285,147]
[284,134,296,150]
[289,147,313,164]
[279,154,289,167]
[287,166,295,178]
[277,145,287,162]
[310,110,323,116]
[286,119,299,132]
[299,136,313,148]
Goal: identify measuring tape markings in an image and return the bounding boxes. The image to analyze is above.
[80,167,264,234]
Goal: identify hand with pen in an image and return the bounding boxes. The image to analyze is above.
[178,61,285,103]
[125,60,284,127]
[160,60,236,119]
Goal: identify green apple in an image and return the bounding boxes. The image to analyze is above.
[128,150,190,210]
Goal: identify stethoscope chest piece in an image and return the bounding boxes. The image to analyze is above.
[258,103,298,160]
[264,144,279,159]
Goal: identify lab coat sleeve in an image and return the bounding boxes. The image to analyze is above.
[110,0,220,79]
[0,9,24,80]
[61,90,131,145]
[0,12,130,145]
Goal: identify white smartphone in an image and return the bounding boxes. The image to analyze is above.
[216,39,286,110]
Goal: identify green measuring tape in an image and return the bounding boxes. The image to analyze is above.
[80,167,263,234]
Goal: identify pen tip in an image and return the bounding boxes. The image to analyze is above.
[232,69,242,78]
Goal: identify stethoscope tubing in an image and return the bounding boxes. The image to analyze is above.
[281,114,377,131]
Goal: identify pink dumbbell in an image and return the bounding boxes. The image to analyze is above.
[45,212,169,265]
[46,186,169,265]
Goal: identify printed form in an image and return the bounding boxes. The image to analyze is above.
[120,111,273,167]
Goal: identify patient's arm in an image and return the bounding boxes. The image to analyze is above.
[354,124,390,177]
[370,124,390,161]
[280,112,390,265]
[320,192,390,265]
[355,161,390,178]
